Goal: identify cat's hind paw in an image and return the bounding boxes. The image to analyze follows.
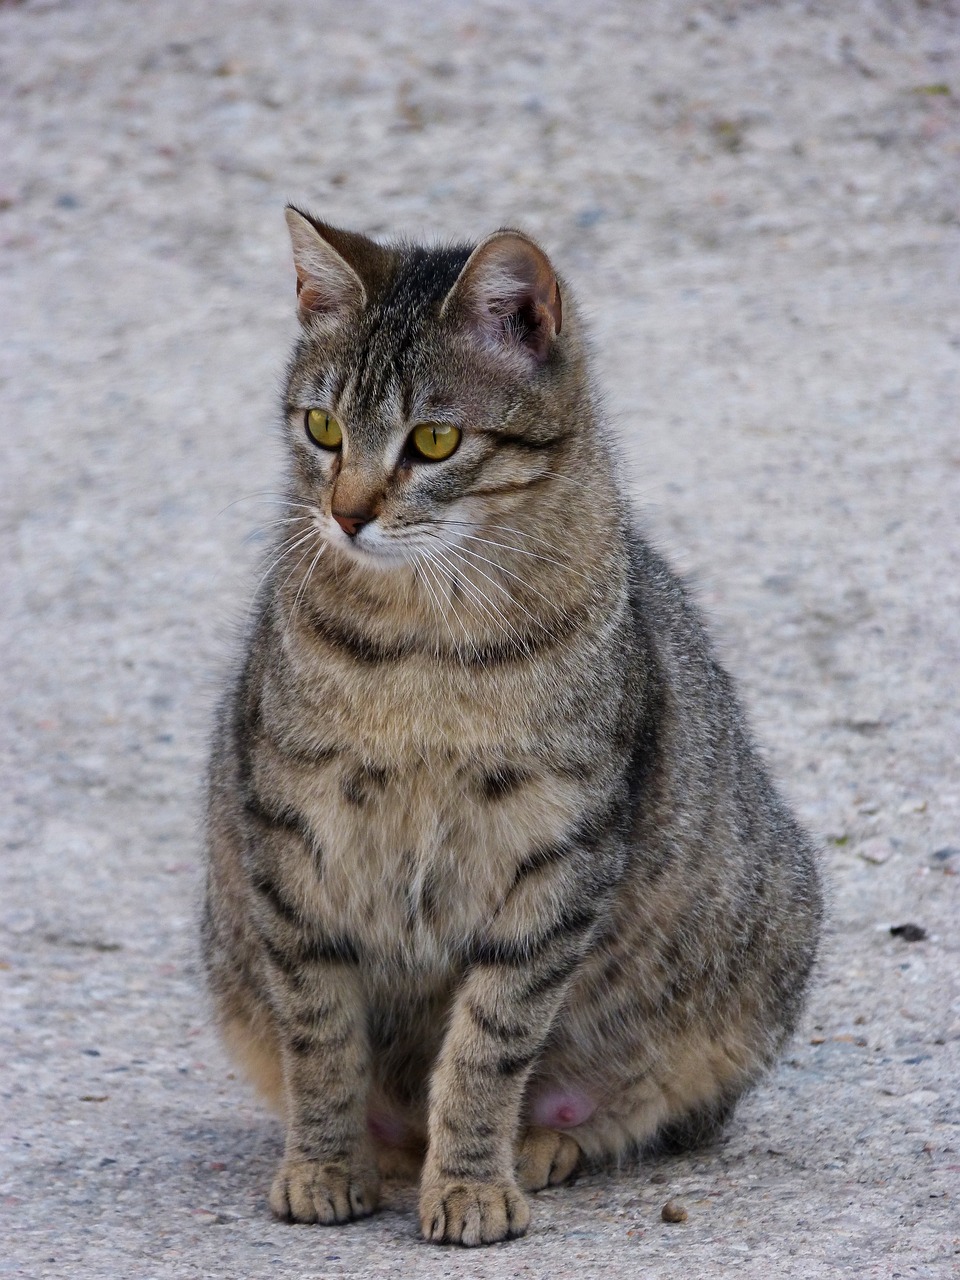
[419,1177,530,1246]
[269,1155,379,1225]
[516,1127,582,1191]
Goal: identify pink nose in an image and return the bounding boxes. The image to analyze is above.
[333,511,371,537]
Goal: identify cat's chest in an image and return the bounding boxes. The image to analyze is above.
[268,747,583,964]
[311,656,558,760]
[257,634,587,960]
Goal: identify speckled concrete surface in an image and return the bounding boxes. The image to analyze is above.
[2,2,958,1276]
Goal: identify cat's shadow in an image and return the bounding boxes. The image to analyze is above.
[182,1104,425,1221]
[184,1102,702,1213]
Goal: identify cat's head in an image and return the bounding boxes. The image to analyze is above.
[281,208,588,573]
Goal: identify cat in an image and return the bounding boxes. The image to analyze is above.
[201,206,823,1247]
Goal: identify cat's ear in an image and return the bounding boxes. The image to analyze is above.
[441,230,562,364]
[284,207,388,324]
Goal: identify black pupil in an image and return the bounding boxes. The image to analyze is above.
[307,411,335,446]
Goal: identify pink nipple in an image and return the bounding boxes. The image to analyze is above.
[529,1087,596,1130]
[367,1109,408,1147]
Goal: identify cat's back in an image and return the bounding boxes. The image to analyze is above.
[607,525,822,1027]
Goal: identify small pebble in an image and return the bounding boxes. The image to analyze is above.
[661,1200,688,1223]
[858,838,893,865]
[2,909,37,934]
[890,923,927,943]
[649,1170,669,1185]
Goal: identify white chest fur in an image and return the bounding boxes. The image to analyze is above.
[290,751,583,967]
[254,626,588,966]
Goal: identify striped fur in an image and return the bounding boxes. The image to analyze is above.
[202,211,822,1246]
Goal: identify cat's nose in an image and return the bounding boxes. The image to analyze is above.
[332,510,372,538]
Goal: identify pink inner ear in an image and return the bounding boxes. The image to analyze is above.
[297,272,360,318]
[450,232,561,363]
[529,1087,596,1130]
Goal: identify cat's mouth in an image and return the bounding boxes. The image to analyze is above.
[327,520,430,570]
[322,511,474,585]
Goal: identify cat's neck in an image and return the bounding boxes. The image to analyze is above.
[274,478,626,658]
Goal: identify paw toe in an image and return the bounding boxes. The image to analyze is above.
[419,1179,530,1246]
[270,1157,379,1225]
[516,1127,581,1191]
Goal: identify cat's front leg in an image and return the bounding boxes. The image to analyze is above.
[419,905,597,1246]
[267,962,380,1225]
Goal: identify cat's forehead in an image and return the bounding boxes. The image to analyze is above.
[317,243,476,431]
[338,355,459,443]
[380,242,474,312]
[354,243,473,377]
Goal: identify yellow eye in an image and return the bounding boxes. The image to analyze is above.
[305,409,343,450]
[410,422,461,462]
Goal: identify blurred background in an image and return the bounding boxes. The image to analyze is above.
[1,2,958,1275]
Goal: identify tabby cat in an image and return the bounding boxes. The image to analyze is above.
[201,207,822,1246]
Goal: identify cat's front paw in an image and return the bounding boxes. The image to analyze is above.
[419,1177,530,1246]
[516,1126,582,1191]
[270,1155,379,1225]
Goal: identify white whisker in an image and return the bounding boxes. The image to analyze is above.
[445,538,566,621]
[242,527,321,629]
[217,491,318,518]
[453,530,593,583]
[281,537,327,645]
[443,516,593,561]
[434,544,534,653]
[416,551,460,660]
[414,558,446,659]
[242,515,313,545]
[442,545,570,696]
[253,528,318,594]
[424,552,502,669]
[276,535,325,603]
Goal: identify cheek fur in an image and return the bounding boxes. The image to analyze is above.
[294,437,341,500]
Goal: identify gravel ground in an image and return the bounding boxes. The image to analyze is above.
[2,2,959,1277]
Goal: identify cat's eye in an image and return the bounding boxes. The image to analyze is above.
[409,422,461,462]
[305,409,343,450]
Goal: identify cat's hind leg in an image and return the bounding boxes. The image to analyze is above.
[219,1010,285,1112]
[651,1093,737,1154]
[516,1127,582,1191]
[520,1054,743,1180]
[515,1086,594,1189]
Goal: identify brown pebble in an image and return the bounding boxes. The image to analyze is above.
[649,1170,669,1185]
[661,1199,688,1223]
